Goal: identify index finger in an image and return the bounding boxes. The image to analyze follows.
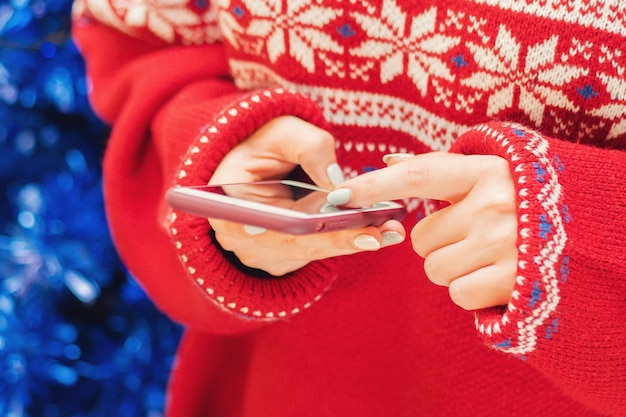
[329,152,485,207]
[280,121,345,189]
[253,116,346,189]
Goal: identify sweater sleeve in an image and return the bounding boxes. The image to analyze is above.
[452,122,626,417]
[72,10,339,334]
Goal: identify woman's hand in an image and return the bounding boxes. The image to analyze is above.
[327,152,518,310]
[208,116,405,276]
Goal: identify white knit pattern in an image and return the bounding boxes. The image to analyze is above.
[474,124,567,355]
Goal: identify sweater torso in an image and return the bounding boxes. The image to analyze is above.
[217,0,626,152]
[78,0,626,153]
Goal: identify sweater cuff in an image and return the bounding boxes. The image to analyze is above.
[167,88,338,320]
[452,122,569,357]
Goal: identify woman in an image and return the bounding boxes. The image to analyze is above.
[72,0,626,415]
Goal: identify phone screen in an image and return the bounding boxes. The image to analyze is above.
[208,180,341,214]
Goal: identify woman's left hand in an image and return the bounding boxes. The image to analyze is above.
[327,152,518,310]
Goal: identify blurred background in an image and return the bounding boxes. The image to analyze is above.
[0,0,182,415]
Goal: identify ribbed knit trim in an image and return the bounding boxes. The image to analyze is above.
[453,122,569,356]
[168,88,339,320]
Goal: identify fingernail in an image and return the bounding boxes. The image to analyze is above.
[353,234,381,250]
[326,163,345,187]
[381,231,404,246]
[244,224,267,235]
[326,188,351,206]
[382,153,414,165]
[319,202,341,213]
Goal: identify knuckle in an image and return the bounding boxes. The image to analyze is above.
[307,129,336,155]
[317,129,336,147]
[265,265,289,277]
[477,158,516,212]
[351,175,381,203]
[233,250,259,267]
[362,173,378,190]
[280,234,298,248]
[477,155,508,178]
[485,191,516,215]
[239,253,289,277]
[491,155,511,174]
[307,246,328,261]
[404,160,429,187]
[479,220,517,255]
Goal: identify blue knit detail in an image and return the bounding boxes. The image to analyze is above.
[533,161,547,183]
[529,281,542,308]
[194,0,208,10]
[451,54,468,68]
[561,204,571,224]
[538,214,553,239]
[560,256,570,282]
[232,5,245,18]
[577,84,599,100]
[553,155,565,173]
[494,339,512,348]
[336,23,356,38]
[545,318,559,340]
[512,128,526,137]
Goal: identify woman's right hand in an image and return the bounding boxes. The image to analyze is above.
[208,116,405,276]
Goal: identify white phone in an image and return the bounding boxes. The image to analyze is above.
[165,180,406,235]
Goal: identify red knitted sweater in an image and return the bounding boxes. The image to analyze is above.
[72,0,626,415]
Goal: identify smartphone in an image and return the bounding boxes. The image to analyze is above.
[165,180,406,234]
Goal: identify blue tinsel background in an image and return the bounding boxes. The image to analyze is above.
[0,0,182,415]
